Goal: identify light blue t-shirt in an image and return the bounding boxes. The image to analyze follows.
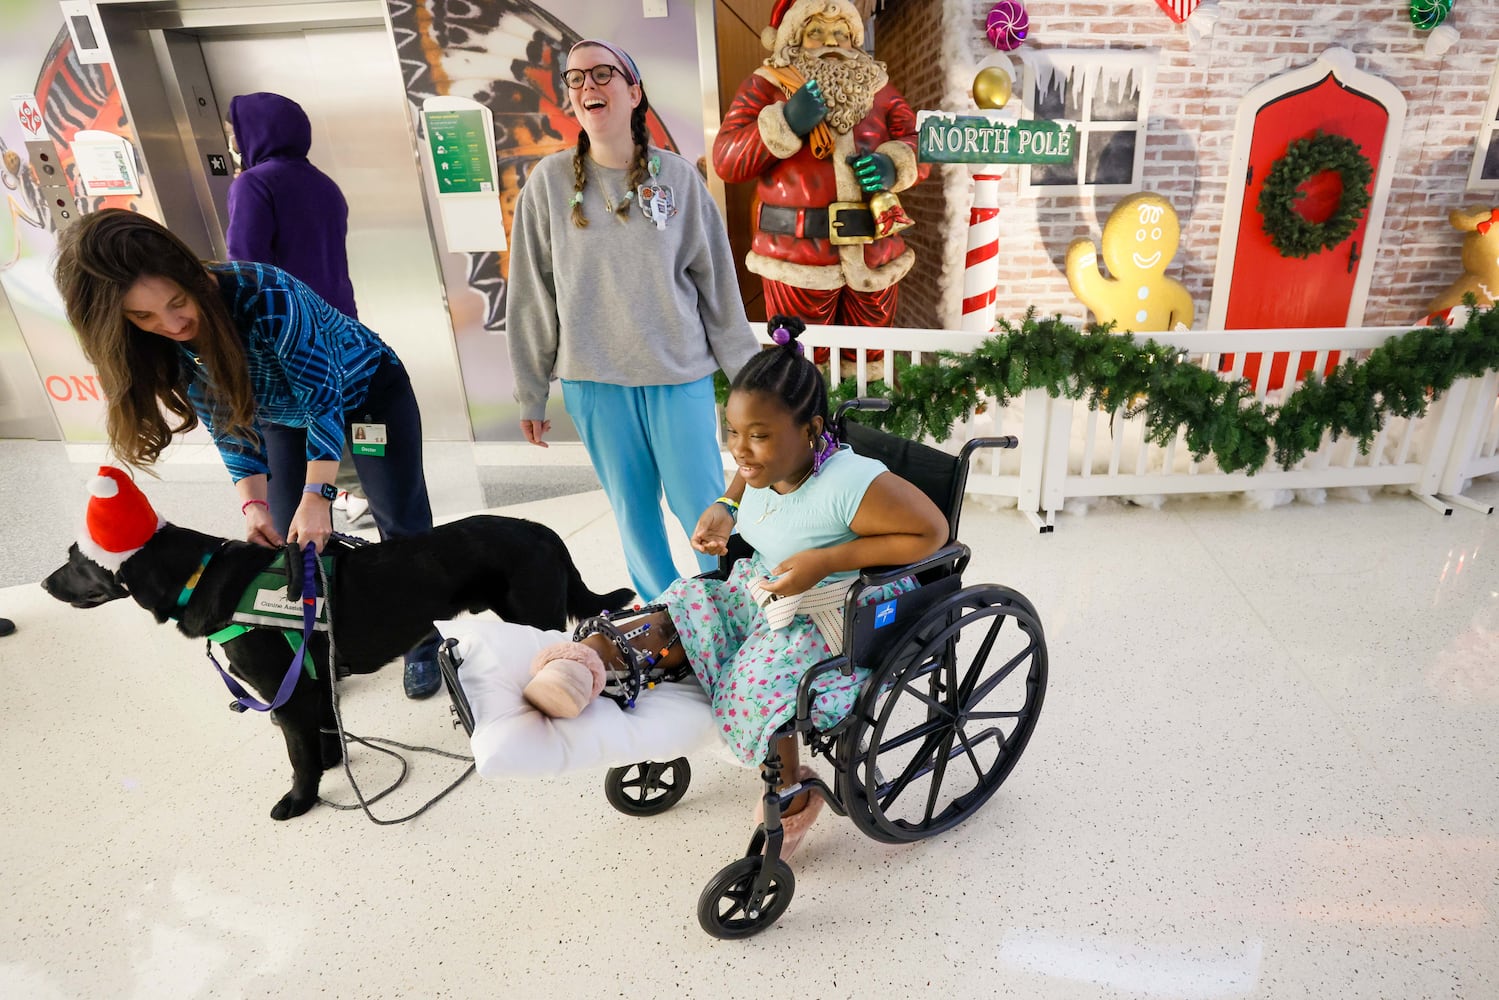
[737,446,887,582]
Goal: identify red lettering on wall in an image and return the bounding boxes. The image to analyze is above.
[71,375,102,401]
[44,374,106,402]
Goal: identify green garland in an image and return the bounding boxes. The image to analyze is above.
[1257,133,1373,259]
[825,303,1499,476]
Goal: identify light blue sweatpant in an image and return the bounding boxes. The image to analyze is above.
[561,376,724,601]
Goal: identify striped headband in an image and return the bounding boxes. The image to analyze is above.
[568,39,640,86]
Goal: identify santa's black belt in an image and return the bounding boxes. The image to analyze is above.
[758,203,875,245]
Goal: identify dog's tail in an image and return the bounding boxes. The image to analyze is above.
[565,563,635,622]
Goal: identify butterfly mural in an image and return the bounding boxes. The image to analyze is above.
[6,31,144,272]
[385,0,680,331]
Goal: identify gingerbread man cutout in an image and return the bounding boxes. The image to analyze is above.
[1066,192,1194,332]
[1425,205,1499,320]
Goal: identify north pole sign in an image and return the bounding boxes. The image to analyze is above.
[916,112,1076,165]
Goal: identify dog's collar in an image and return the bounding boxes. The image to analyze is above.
[175,549,217,611]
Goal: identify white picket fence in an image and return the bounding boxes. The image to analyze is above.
[754,322,1499,531]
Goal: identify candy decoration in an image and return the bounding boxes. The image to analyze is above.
[961,173,1004,333]
[1409,0,1453,30]
[1154,0,1201,23]
[985,1,1029,51]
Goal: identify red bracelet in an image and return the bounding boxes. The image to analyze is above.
[241,498,269,515]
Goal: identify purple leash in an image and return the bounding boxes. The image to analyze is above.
[208,542,320,713]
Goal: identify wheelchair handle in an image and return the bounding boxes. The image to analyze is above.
[961,436,1018,462]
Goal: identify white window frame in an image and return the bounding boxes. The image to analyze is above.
[1018,49,1156,197]
[1467,61,1499,193]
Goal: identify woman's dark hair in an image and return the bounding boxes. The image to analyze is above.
[54,208,255,469]
[569,43,654,228]
[730,315,830,438]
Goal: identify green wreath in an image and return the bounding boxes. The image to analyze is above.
[1257,133,1374,259]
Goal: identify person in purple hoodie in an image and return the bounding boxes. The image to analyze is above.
[225,92,358,318]
[223,92,439,699]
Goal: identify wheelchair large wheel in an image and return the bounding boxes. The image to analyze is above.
[697,856,795,939]
[837,584,1046,844]
[604,758,691,816]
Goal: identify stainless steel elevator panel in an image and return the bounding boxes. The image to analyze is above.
[91,2,469,440]
[196,27,466,439]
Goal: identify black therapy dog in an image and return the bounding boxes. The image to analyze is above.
[45,513,633,820]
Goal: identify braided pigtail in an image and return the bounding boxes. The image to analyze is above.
[570,132,591,228]
[619,93,653,221]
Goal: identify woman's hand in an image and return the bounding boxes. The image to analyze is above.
[244,503,284,548]
[285,494,333,553]
[521,419,551,447]
[760,549,829,598]
[691,503,735,556]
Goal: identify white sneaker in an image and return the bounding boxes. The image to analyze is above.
[333,491,349,511]
[344,493,371,522]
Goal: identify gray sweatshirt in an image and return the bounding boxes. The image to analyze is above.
[506,145,758,421]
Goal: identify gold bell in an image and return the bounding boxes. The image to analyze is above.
[869,190,915,238]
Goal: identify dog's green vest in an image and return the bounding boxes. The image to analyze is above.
[182,549,335,679]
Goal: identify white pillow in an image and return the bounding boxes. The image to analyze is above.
[435,619,724,780]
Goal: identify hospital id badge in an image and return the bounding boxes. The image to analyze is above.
[351,422,386,456]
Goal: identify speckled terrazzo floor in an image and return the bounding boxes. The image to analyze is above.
[3,447,1497,999]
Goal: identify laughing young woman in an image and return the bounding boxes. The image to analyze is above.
[506,39,758,602]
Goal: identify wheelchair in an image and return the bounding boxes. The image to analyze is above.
[439,400,1048,939]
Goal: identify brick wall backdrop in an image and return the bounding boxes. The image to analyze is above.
[873,0,952,328]
[893,0,1499,331]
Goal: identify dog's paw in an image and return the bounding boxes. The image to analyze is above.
[270,791,318,821]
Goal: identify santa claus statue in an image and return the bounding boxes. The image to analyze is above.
[712,0,930,332]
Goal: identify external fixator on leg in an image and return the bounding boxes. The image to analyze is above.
[523,605,687,717]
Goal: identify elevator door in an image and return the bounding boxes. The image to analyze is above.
[196,26,469,440]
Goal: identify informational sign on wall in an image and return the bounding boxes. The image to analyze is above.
[425,108,495,194]
[420,97,505,253]
[70,129,141,197]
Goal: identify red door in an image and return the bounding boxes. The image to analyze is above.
[1222,74,1388,389]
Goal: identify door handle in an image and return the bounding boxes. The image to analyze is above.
[1347,239,1360,274]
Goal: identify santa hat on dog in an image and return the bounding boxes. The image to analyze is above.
[77,466,164,570]
[762,0,865,52]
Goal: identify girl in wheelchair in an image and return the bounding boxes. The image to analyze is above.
[526,316,947,855]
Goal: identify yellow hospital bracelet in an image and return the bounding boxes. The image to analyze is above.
[714,496,739,519]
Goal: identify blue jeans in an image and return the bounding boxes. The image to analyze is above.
[261,357,439,665]
[561,377,723,601]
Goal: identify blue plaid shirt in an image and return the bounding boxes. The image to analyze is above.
[186,262,397,482]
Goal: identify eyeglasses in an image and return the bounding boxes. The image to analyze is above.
[563,65,628,89]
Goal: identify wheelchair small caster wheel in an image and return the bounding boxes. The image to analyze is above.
[697,856,795,939]
[604,758,691,816]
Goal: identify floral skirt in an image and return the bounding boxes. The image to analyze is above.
[659,553,912,767]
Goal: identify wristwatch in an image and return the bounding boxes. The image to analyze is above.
[303,483,338,502]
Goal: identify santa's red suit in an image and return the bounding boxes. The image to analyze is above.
[712,67,930,327]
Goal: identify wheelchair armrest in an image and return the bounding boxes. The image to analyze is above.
[854,542,970,591]
[795,656,852,720]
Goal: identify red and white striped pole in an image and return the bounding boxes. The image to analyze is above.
[961,170,1004,333]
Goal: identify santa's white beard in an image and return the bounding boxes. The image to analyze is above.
[790,48,886,134]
